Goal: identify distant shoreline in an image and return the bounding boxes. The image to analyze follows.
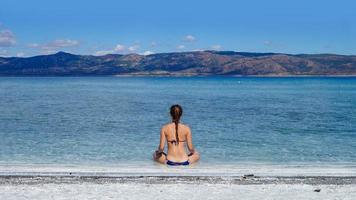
[113,73,356,77]
[1,51,356,76]
[1,74,356,78]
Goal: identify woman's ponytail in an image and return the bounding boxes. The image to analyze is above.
[170,104,183,145]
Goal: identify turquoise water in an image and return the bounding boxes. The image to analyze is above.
[0,77,355,166]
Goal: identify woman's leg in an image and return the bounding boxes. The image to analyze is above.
[188,151,200,164]
[153,151,167,164]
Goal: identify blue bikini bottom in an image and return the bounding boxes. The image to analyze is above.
[166,160,189,166]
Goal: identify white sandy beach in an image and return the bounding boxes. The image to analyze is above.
[1,182,356,200]
[1,164,356,200]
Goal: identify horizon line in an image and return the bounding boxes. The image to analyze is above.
[1,50,355,59]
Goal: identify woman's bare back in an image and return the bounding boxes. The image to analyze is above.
[164,122,190,162]
[153,122,199,164]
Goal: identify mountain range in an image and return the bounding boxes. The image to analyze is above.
[1,51,356,76]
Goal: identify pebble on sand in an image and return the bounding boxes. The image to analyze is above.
[314,188,321,192]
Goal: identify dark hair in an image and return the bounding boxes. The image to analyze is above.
[170,104,183,145]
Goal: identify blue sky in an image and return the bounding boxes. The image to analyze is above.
[0,0,355,57]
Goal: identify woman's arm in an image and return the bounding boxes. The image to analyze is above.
[153,127,167,162]
[157,127,166,152]
[186,127,195,154]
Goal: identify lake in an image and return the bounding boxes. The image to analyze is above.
[0,76,355,168]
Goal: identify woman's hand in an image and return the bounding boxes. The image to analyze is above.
[155,149,164,158]
[188,149,195,156]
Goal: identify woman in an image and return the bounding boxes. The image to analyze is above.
[153,104,200,166]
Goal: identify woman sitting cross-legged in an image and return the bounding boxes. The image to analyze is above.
[153,104,200,166]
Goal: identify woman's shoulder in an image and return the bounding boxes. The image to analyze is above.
[180,123,190,129]
[162,122,172,127]
[161,123,172,130]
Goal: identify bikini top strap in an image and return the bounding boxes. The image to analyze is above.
[167,124,186,143]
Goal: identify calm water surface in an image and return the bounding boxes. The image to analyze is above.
[0,77,355,166]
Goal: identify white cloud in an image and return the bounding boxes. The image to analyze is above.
[0,30,16,47]
[94,50,115,56]
[27,39,80,54]
[128,45,139,52]
[54,39,79,47]
[42,39,79,50]
[0,49,8,57]
[114,44,125,52]
[211,44,222,50]
[41,50,57,55]
[94,43,139,56]
[142,50,154,56]
[16,52,25,57]
[94,42,144,56]
[183,35,196,42]
[177,45,185,50]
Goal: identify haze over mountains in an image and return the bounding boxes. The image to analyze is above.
[0,51,356,76]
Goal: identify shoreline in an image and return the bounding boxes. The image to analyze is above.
[1,163,356,177]
[1,175,356,185]
[1,74,356,77]
[113,73,356,77]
